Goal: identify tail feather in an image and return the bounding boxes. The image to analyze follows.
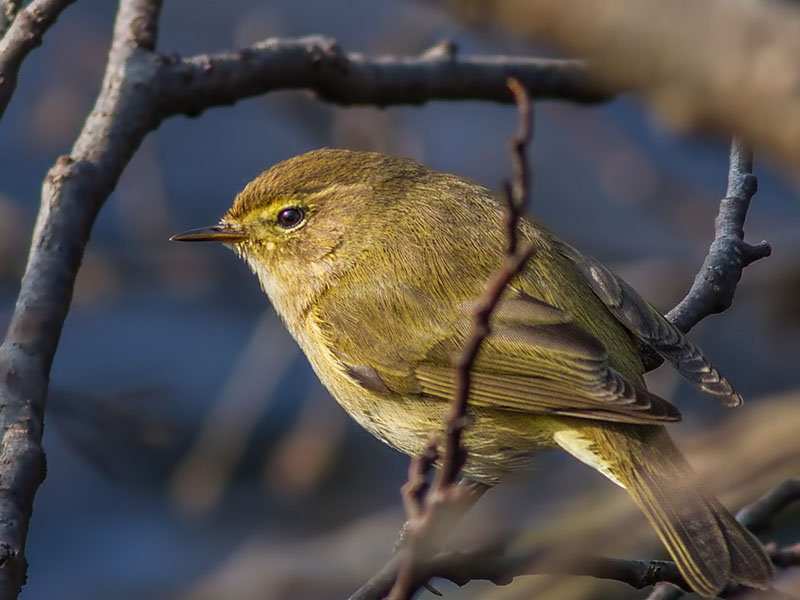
[711,498,776,590]
[625,459,729,595]
[559,423,774,597]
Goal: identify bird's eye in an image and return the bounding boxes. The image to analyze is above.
[276,207,304,229]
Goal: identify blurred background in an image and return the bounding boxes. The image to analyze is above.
[0,0,798,598]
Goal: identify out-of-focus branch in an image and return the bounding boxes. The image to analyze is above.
[162,36,608,114]
[441,0,800,167]
[388,79,535,600]
[0,1,22,36]
[0,0,76,119]
[737,477,800,534]
[159,390,800,600]
[355,535,800,600]
[640,138,771,370]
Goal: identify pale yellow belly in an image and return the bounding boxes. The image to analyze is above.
[298,323,568,485]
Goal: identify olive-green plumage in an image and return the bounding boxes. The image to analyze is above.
[173,149,773,597]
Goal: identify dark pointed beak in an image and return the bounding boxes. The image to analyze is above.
[170,223,246,242]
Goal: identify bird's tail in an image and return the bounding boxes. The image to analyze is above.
[558,424,774,597]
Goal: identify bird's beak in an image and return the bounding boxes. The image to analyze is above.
[170,223,246,243]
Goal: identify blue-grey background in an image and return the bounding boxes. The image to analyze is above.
[0,1,798,599]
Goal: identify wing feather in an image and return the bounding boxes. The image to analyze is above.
[325,287,681,425]
[556,241,741,407]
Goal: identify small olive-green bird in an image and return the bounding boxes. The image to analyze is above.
[173,149,773,596]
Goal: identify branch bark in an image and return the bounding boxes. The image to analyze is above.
[353,540,800,600]
[640,137,770,371]
[665,139,771,334]
[161,36,608,114]
[0,1,22,37]
[353,474,800,600]
[737,477,800,535]
[0,0,76,119]
[389,80,535,600]
[0,1,164,596]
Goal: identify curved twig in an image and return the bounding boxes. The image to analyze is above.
[388,80,536,600]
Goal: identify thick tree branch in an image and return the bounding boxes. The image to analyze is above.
[0,1,163,596]
[161,35,608,114]
[0,0,76,119]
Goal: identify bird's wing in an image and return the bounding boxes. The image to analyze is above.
[414,292,680,424]
[555,241,741,407]
[320,286,681,425]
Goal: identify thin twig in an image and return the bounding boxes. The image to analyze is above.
[767,542,800,570]
[387,78,535,600]
[640,137,771,370]
[503,78,532,255]
[0,0,76,120]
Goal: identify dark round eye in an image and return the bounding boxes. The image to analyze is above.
[276,207,304,229]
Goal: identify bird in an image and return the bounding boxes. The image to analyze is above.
[172,148,774,597]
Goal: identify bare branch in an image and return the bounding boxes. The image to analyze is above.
[388,78,536,600]
[503,77,532,255]
[0,1,163,596]
[443,0,800,167]
[0,0,76,120]
[640,138,771,370]
[737,477,800,534]
[666,139,771,333]
[355,538,800,600]
[160,36,608,114]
